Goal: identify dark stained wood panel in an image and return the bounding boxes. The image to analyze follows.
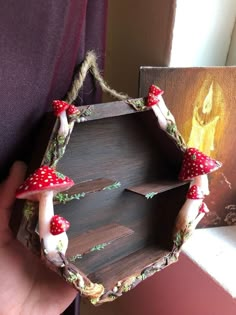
[89,246,170,288]
[79,98,146,122]
[67,224,134,257]
[72,221,151,275]
[126,180,189,196]
[66,178,117,195]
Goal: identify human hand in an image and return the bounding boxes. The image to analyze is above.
[0,162,77,315]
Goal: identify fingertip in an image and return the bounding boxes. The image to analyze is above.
[10,161,27,179]
[0,161,27,213]
[6,161,28,192]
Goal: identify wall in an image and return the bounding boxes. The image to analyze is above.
[170,0,236,66]
[104,0,176,98]
[104,0,236,99]
[226,20,236,65]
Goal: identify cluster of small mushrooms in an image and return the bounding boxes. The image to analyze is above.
[16,100,80,260]
[175,147,221,233]
[146,85,222,234]
[52,100,80,138]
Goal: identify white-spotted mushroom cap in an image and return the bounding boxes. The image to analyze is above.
[146,85,164,107]
[179,148,222,181]
[16,166,74,201]
[52,100,70,116]
[50,215,70,235]
[149,84,164,96]
[186,185,204,200]
[67,104,80,116]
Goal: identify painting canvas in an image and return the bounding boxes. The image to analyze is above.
[139,66,236,228]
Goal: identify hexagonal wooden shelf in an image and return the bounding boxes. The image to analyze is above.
[11,99,189,304]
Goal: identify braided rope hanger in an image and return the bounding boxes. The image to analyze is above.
[65,51,129,104]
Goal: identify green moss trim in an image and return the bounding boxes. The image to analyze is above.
[69,254,83,262]
[66,271,80,284]
[166,122,187,151]
[54,192,86,204]
[56,240,64,252]
[90,242,111,252]
[126,98,146,111]
[55,171,66,179]
[23,201,37,220]
[103,182,121,191]
[69,242,111,262]
[173,225,191,249]
[145,192,158,199]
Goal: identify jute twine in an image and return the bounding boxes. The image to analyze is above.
[65,51,129,104]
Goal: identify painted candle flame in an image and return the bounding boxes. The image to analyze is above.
[187,80,223,155]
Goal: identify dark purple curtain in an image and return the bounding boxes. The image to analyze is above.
[0,0,108,181]
[0,1,108,314]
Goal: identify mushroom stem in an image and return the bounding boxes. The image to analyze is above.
[152,105,168,130]
[190,212,205,231]
[175,199,203,232]
[39,190,68,255]
[158,96,175,122]
[58,111,69,138]
[39,190,54,238]
[192,174,209,195]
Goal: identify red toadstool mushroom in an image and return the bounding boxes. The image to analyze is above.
[16,165,74,256]
[199,202,209,214]
[188,202,210,232]
[52,100,70,138]
[179,148,222,181]
[179,147,222,195]
[146,85,164,106]
[146,86,167,129]
[186,185,204,200]
[67,104,80,117]
[50,215,70,235]
[146,85,176,130]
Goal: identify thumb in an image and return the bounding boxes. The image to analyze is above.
[0,161,27,214]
